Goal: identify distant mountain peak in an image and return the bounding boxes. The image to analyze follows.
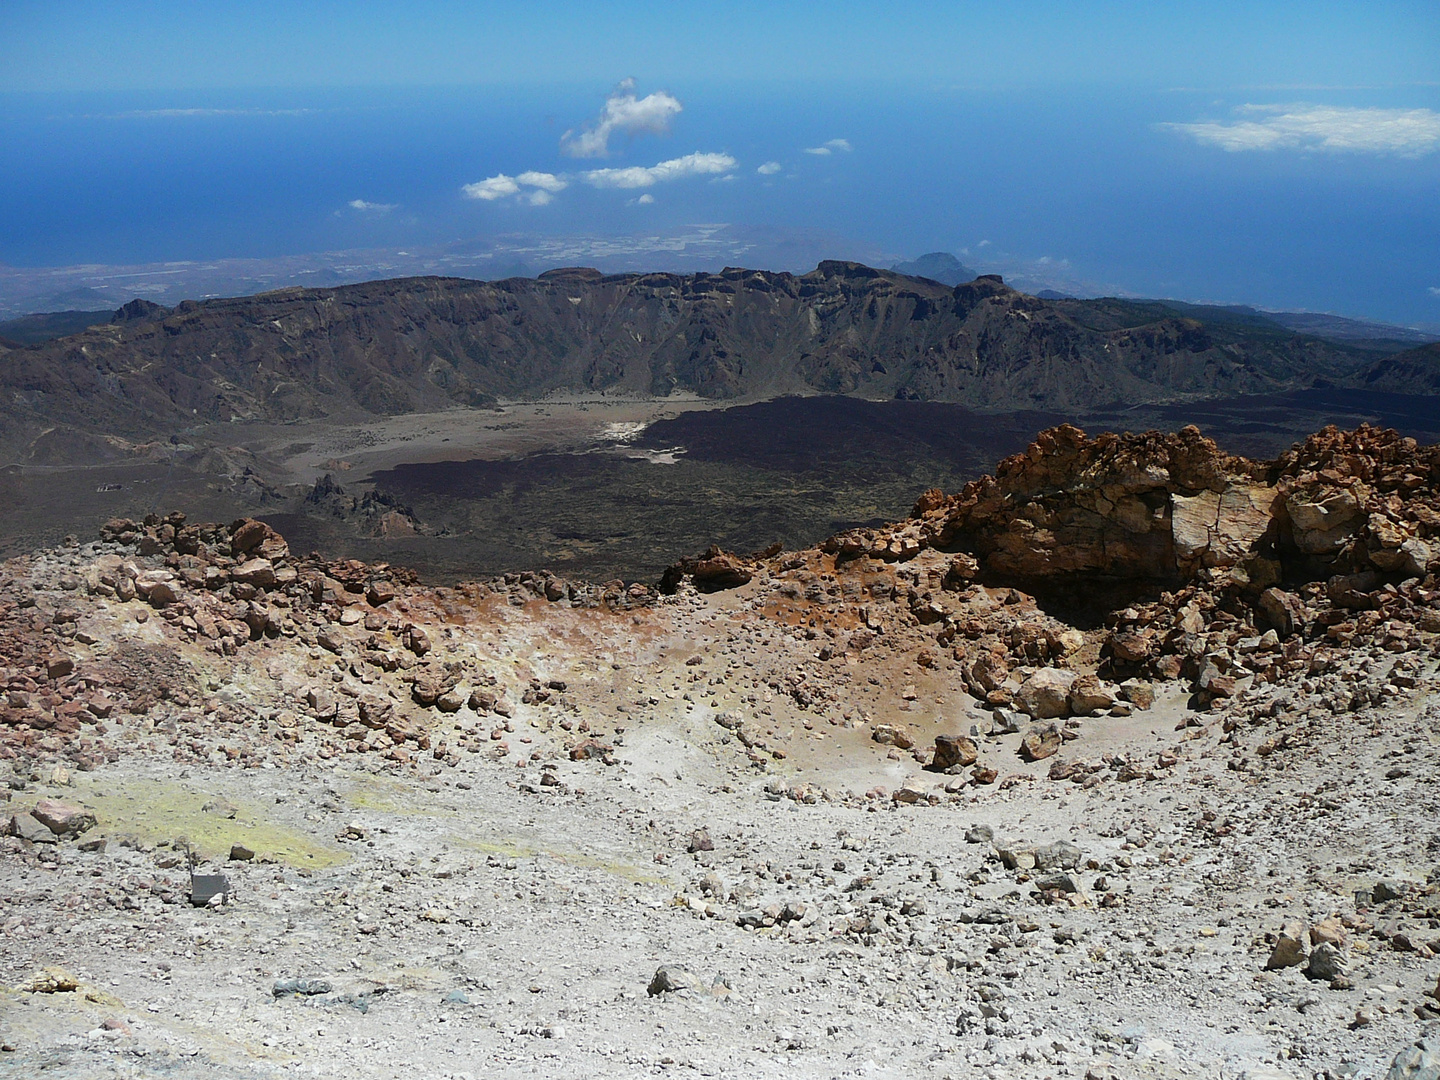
[890,252,979,287]
[112,298,170,324]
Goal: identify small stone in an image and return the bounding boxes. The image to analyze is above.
[229,843,255,861]
[989,708,1023,735]
[964,824,994,845]
[570,739,611,761]
[1373,880,1405,903]
[1306,941,1348,984]
[20,967,80,993]
[1020,724,1062,761]
[1067,674,1117,714]
[687,829,714,853]
[272,978,332,997]
[1033,840,1083,871]
[648,965,704,996]
[232,558,277,589]
[1266,921,1308,969]
[891,778,929,804]
[6,812,56,845]
[932,734,978,771]
[145,581,179,607]
[996,845,1037,871]
[1119,679,1155,709]
[406,625,432,655]
[871,723,914,750]
[202,797,239,819]
[1033,871,1082,895]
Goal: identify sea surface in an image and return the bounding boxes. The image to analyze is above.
[3,84,1438,324]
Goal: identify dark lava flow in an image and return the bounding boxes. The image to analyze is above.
[343,391,1440,585]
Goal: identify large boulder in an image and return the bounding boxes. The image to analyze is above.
[1170,483,1277,568]
[1015,668,1076,719]
[230,518,289,561]
[30,799,96,837]
[1286,488,1364,555]
[231,558,277,589]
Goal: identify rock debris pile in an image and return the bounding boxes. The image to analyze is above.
[2,423,1440,1079]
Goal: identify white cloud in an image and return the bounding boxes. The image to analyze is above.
[1167,104,1440,156]
[348,199,397,212]
[803,138,852,155]
[636,193,655,205]
[1430,286,1440,297]
[462,171,566,205]
[516,171,567,193]
[582,151,737,189]
[756,161,782,175]
[462,174,521,201]
[463,149,731,206]
[561,78,683,158]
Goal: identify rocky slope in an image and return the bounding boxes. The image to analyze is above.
[0,263,1377,459]
[2,424,1440,1078]
[1360,343,1440,395]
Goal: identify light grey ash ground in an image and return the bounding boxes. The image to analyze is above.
[3,551,1440,1079]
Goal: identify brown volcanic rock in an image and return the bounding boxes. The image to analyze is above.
[659,545,757,594]
[879,422,1440,592]
[917,423,1267,584]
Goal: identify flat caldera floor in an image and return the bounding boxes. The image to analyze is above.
[6,389,1440,585]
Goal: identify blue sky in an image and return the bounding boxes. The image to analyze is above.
[2,2,1438,323]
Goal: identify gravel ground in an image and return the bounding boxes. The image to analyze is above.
[2,536,1439,1080]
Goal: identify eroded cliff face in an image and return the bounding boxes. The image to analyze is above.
[0,264,1364,458]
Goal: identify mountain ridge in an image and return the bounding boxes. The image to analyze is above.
[0,260,1419,459]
